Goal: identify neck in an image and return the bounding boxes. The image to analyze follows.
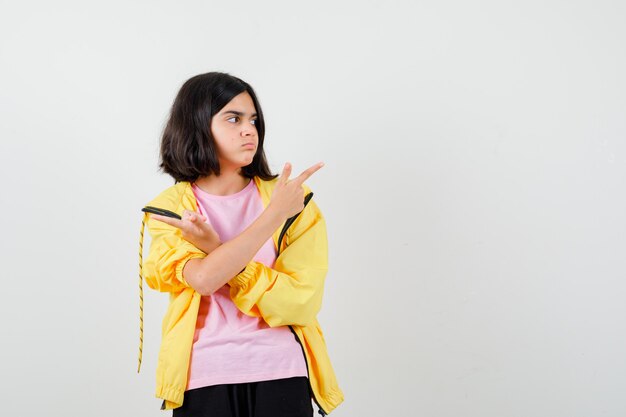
[193,170,251,196]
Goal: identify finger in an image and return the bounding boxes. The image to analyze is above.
[149,213,182,229]
[183,210,199,220]
[279,162,292,184]
[293,161,324,186]
[184,210,206,224]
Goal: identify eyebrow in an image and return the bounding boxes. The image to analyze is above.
[221,110,258,117]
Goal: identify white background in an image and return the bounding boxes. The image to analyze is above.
[1,1,625,416]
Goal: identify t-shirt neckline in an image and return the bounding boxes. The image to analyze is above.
[192,178,255,201]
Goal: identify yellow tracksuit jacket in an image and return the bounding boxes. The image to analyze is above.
[137,175,344,414]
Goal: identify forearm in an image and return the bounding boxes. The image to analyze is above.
[196,237,222,255]
[184,205,284,295]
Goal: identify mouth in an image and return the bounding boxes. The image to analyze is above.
[242,143,256,148]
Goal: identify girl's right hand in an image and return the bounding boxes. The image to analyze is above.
[149,210,221,254]
[269,161,324,221]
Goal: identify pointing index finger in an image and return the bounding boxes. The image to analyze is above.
[292,162,324,186]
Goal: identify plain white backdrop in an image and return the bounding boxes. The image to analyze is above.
[1,1,625,416]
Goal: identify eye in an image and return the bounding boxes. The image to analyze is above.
[226,117,257,126]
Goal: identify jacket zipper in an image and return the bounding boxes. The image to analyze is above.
[276,191,314,251]
[277,192,327,416]
[288,325,328,416]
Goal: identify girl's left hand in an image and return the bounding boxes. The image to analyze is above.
[149,210,221,254]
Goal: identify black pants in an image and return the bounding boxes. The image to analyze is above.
[172,376,314,417]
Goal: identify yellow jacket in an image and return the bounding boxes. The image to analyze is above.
[137,175,344,415]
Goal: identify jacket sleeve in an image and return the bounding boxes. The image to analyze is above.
[227,198,329,327]
[142,213,207,293]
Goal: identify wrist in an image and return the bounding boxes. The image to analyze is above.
[199,238,221,254]
[265,203,287,226]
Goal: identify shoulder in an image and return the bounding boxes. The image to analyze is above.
[145,181,194,213]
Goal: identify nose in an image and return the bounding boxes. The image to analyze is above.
[241,121,257,137]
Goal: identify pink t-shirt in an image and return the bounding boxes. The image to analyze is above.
[185,178,308,390]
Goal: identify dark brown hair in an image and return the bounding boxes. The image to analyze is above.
[158,71,278,183]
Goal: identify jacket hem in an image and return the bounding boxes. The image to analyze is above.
[320,386,345,414]
[155,384,185,410]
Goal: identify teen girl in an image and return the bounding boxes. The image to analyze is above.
[137,72,344,417]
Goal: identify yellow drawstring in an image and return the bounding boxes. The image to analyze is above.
[138,211,148,373]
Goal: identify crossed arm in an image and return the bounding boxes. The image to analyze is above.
[143,198,329,327]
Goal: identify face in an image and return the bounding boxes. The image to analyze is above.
[210,91,259,171]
